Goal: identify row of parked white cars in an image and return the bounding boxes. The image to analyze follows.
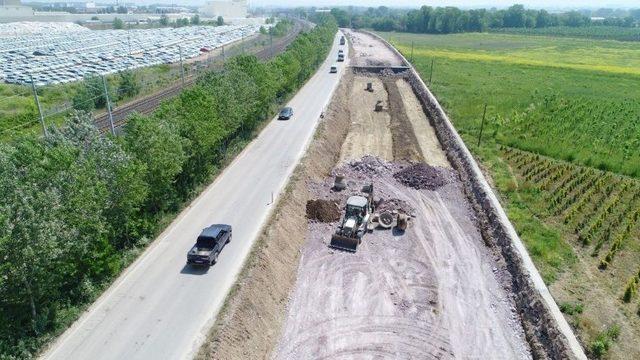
[0,23,263,86]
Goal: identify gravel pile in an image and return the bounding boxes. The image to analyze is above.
[375,198,414,217]
[345,155,389,176]
[306,199,341,223]
[393,163,450,190]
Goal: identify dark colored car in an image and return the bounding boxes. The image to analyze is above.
[186,224,232,266]
[278,107,293,120]
[337,53,344,62]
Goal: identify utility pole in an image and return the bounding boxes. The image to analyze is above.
[477,104,488,147]
[429,59,434,85]
[178,45,185,86]
[241,33,245,54]
[222,44,225,66]
[29,74,47,137]
[101,75,116,136]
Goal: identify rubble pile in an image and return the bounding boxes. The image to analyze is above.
[393,163,450,190]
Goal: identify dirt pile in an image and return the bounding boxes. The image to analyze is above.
[305,199,340,222]
[393,163,450,190]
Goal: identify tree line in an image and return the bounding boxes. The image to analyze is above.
[0,17,337,358]
[330,5,639,34]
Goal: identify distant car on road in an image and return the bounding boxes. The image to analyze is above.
[278,106,293,120]
[330,65,337,73]
[337,53,344,62]
[186,224,232,266]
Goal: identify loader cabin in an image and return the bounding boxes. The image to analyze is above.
[346,196,368,218]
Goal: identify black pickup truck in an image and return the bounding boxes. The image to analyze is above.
[186,224,232,266]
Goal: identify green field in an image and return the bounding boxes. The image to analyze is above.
[491,26,640,42]
[379,31,640,359]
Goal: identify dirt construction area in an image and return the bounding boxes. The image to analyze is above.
[198,30,576,360]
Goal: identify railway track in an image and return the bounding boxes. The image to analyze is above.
[96,21,306,133]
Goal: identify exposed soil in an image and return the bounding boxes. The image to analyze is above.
[275,157,532,359]
[393,163,452,191]
[395,79,451,168]
[306,199,340,223]
[344,29,405,67]
[383,79,424,162]
[339,76,394,162]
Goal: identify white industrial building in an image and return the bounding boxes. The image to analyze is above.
[199,0,247,19]
[0,0,34,19]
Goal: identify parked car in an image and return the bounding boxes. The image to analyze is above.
[186,224,232,266]
[278,106,294,120]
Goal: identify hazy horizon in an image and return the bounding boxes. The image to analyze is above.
[23,0,640,10]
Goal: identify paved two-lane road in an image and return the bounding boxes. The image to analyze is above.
[42,31,348,360]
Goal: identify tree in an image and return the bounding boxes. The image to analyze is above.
[159,15,169,27]
[535,9,553,28]
[72,86,95,112]
[113,17,124,29]
[118,71,140,99]
[503,5,526,28]
[123,114,187,212]
[191,14,200,25]
[216,16,224,26]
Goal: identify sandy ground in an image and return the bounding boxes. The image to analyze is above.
[274,158,531,359]
[339,77,394,163]
[344,29,405,67]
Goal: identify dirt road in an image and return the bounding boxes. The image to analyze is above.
[345,29,406,67]
[275,158,531,359]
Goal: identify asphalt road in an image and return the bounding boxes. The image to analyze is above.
[41,31,348,360]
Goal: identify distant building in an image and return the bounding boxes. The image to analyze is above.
[199,0,247,19]
[0,0,34,19]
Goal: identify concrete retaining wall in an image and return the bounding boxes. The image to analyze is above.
[363,30,587,360]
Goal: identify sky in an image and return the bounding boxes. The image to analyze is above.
[25,0,639,9]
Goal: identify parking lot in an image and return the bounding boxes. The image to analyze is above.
[0,22,263,86]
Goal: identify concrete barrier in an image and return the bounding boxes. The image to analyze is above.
[362,30,587,360]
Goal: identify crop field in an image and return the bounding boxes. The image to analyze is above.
[491,26,640,42]
[379,31,640,358]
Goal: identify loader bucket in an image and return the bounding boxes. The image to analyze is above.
[330,234,360,252]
